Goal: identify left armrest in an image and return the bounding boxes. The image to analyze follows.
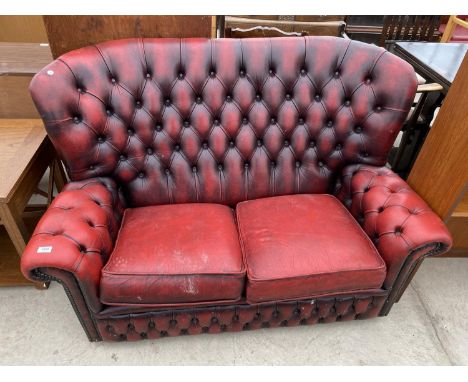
[335,164,452,291]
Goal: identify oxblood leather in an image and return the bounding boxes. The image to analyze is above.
[236,194,386,303]
[21,178,124,312]
[100,204,245,305]
[21,36,451,342]
[336,164,452,288]
[29,37,417,207]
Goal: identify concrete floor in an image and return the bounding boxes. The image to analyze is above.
[0,258,467,365]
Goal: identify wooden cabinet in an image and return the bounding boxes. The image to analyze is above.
[407,53,468,256]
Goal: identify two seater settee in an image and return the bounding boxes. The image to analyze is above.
[21,36,452,342]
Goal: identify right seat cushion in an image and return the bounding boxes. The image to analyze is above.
[236,194,386,303]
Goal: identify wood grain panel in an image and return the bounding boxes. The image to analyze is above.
[407,52,468,220]
[43,16,212,58]
[0,16,48,43]
[0,42,52,75]
[0,76,39,118]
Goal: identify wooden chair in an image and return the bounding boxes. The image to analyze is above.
[440,15,468,42]
[379,15,441,49]
[222,16,347,38]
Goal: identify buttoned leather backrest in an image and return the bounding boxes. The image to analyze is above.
[30,37,417,207]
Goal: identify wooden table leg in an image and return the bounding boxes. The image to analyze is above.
[0,203,49,289]
[53,159,67,192]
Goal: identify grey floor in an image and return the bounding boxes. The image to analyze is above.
[0,258,467,365]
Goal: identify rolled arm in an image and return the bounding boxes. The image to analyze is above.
[335,165,452,291]
[21,177,125,312]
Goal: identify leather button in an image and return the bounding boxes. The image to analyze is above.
[77,87,83,93]
[229,140,235,147]
[378,207,384,213]
[318,161,324,167]
[120,154,127,161]
[285,94,292,100]
[174,144,180,151]
[146,148,153,155]
[334,70,340,78]
[355,126,362,133]
[214,119,220,126]
[73,116,80,124]
[164,168,170,175]
[106,109,113,116]
[295,161,301,168]
[178,72,185,80]
[226,95,232,102]
[239,69,245,77]
[376,106,382,112]
[97,136,105,143]
[284,140,290,147]
[244,162,250,169]
[111,78,117,84]
[183,120,190,127]
[310,140,316,148]
[196,96,202,104]
[89,165,94,170]
[327,120,333,127]
[257,139,263,147]
[138,172,145,178]
[298,118,304,124]
[270,117,276,124]
[210,70,216,77]
[269,69,275,76]
[135,100,142,108]
[336,143,342,150]
[300,68,307,76]
[127,128,135,136]
[271,161,276,167]
[155,124,162,132]
[165,98,171,106]
[242,117,248,125]
[202,142,208,149]
[256,94,261,101]
[211,317,218,324]
[146,73,151,78]
[315,95,321,102]
[395,226,403,235]
[344,100,351,106]
[192,166,198,173]
[217,164,223,171]
[362,152,369,157]
[191,317,199,325]
[365,77,372,84]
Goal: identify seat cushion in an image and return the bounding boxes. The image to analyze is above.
[100,204,245,306]
[236,194,386,303]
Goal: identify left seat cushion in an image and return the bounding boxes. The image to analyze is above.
[100,204,245,306]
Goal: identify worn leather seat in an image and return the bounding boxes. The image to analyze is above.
[100,203,245,305]
[237,194,387,303]
[20,37,452,342]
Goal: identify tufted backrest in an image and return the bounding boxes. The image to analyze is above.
[30,37,417,207]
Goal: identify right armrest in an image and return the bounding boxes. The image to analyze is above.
[21,177,124,312]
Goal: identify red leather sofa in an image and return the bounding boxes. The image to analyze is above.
[21,37,452,342]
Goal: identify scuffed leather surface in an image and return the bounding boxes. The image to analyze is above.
[100,203,245,305]
[30,37,417,207]
[21,177,124,312]
[335,165,452,288]
[236,194,386,303]
[97,293,387,341]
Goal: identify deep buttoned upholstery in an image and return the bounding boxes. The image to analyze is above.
[30,37,417,207]
[21,37,452,342]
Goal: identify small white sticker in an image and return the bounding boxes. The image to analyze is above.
[37,246,53,254]
[46,70,54,76]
